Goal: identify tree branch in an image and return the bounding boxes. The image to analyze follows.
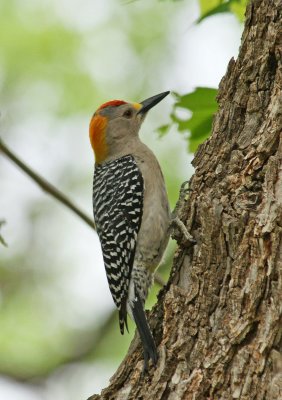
[0,137,95,229]
[0,220,7,247]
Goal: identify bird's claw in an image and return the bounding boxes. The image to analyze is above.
[170,216,196,245]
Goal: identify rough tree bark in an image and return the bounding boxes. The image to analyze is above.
[89,1,282,399]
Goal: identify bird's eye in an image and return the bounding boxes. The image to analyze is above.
[123,109,133,118]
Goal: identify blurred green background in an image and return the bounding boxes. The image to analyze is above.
[0,0,245,399]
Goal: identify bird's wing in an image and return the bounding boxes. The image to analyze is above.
[93,155,144,333]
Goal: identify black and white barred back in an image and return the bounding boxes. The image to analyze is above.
[93,155,144,333]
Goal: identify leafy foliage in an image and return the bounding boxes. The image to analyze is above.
[159,88,218,152]
[198,0,248,22]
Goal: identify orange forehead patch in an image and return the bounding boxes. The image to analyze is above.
[98,100,127,110]
[89,114,108,164]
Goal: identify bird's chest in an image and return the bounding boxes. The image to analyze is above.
[134,159,170,267]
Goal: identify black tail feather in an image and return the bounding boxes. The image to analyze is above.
[131,291,158,372]
[119,298,129,335]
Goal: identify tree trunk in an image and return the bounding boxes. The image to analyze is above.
[89,0,282,398]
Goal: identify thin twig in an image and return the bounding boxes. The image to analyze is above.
[0,137,165,287]
[0,220,7,247]
[0,137,95,230]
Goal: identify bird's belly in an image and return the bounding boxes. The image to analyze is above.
[135,205,170,271]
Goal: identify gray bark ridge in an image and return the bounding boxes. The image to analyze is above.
[89,0,282,399]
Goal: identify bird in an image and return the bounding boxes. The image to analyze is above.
[89,91,171,372]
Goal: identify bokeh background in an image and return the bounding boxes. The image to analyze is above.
[0,0,244,398]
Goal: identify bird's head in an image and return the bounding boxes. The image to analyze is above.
[89,91,170,164]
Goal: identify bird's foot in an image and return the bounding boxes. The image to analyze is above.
[170,216,196,246]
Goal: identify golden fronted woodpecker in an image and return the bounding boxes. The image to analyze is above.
[89,92,170,371]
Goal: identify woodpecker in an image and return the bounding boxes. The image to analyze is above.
[89,91,170,372]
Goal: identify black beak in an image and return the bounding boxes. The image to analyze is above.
[137,91,170,114]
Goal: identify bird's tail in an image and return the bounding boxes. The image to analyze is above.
[119,297,129,335]
[131,290,158,373]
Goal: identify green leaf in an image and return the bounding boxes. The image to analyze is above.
[174,87,218,112]
[157,124,171,137]
[230,0,248,22]
[198,2,231,23]
[170,87,218,153]
[188,115,214,152]
[199,0,224,15]
[198,0,247,23]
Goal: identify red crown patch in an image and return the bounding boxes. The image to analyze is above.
[98,100,127,110]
